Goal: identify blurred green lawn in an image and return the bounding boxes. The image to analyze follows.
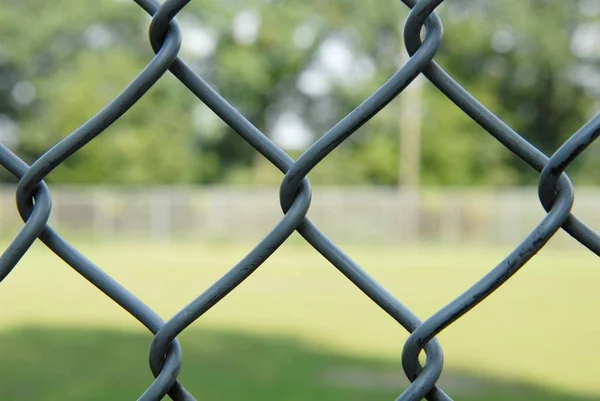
[0,237,598,400]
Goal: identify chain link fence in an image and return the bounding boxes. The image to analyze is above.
[1,0,600,399]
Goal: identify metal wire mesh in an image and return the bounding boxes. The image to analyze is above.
[2,0,600,399]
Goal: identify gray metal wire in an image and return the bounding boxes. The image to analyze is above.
[1,0,599,400]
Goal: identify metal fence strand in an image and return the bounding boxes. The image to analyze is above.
[537,114,600,255]
[0,142,194,400]
[1,0,599,399]
[139,0,451,397]
[0,147,50,283]
[400,0,600,255]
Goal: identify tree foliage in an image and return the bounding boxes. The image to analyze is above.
[1,0,599,186]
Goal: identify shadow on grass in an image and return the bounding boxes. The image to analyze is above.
[0,326,593,401]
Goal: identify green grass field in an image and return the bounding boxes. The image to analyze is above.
[0,237,598,400]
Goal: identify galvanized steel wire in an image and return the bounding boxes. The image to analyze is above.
[2,0,600,400]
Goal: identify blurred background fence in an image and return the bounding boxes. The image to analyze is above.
[6,185,596,246]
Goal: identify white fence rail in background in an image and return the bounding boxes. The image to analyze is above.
[0,185,597,247]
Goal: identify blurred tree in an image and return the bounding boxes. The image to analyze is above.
[0,0,598,186]
[432,0,599,184]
